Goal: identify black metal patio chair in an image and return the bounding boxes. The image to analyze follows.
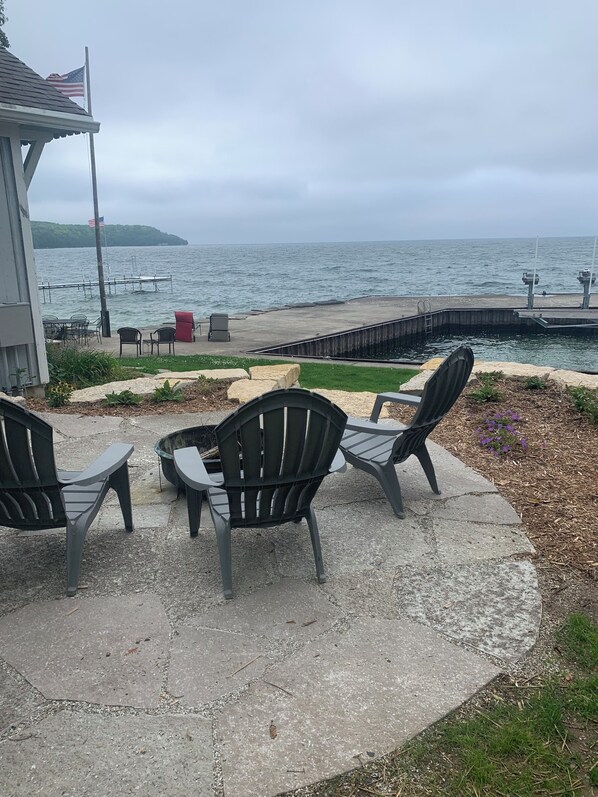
[0,398,134,596]
[116,327,142,357]
[174,388,347,599]
[339,346,474,518]
[150,326,176,355]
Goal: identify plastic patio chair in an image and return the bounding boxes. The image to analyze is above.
[116,327,142,357]
[150,326,176,355]
[339,346,474,518]
[208,313,230,342]
[0,398,134,596]
[174,311,199,342]
[174,388,347,599]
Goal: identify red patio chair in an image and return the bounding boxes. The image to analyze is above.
[174,311,198,342]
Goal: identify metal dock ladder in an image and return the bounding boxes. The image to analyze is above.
[418,299,433,335]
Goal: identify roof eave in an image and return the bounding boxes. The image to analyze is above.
[0,102,100,135]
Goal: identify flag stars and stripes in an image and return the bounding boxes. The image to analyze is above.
[46,66,85,97]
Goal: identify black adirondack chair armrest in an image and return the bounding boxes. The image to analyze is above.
[370,391,421,422]
[174,446,224,491]
[329,449,346,473]
[345,417,406,436]
[59,443,134,486]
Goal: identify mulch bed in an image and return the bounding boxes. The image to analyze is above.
[29,375,597,577]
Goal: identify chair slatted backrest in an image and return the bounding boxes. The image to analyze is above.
[0,399,65,530]
[215,388,347,527]
[391,346,474,464]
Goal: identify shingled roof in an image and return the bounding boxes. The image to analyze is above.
[0,47,95,135]
[0,47,100,144]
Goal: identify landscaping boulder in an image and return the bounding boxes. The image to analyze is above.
[248,364,300,388]
[227,379,278,403]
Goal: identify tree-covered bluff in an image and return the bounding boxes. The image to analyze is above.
[31,222,188,249]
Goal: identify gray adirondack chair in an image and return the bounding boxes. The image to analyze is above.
[0,398,134,596]
[208,313,230,342]
[340,346,474,518]
[174,388,347,599]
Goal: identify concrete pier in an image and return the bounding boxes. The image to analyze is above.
[94,292,593,359]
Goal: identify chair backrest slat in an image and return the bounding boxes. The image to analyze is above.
[0,399,65,529]
[215,388,347,527]
[392,346,474,463]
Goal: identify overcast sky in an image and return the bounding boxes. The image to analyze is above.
[6,1,598,244]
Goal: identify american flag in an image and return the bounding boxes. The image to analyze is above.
[88,216,105,228]
[46,66,85,98]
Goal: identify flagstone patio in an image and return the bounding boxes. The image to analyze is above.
[0,409,541,797]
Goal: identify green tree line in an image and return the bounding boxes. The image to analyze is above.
[32,222,188,249]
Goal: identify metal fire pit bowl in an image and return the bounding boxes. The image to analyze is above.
[155,424,220,490]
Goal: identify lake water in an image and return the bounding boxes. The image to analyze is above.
[34,237,597,369]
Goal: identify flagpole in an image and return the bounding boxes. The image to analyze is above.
[85,46,110,337]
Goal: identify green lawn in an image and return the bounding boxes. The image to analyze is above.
[124,353,419,393]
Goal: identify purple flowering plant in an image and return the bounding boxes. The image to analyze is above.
[477,410,528,457]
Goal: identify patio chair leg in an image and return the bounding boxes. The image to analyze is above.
[109,465,134,532]
[376,462,406,518]
[305,507,326,583]
[414,446,440,495]
[186,487,202,536]
[214,517,233,599]
[65,519,88,597]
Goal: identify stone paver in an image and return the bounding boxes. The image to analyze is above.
[215,616,499,797]
[394,560,541,663]
[409,492,522,524]
[169,627,270,706]
[185,579,343,642]
[0,712,214,797]
[0,408,542,796]
[0,668,46,738]
[0,594,170,707]
[550,369,598,389]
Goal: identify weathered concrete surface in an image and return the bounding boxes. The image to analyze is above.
[215,617,499,797]
[0,409,542,797]
[0,595,170,707]
[0,668,46,737]
[394,560,542,663]
[0,712,215,797]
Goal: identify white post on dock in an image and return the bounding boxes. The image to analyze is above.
[85,47,110,337]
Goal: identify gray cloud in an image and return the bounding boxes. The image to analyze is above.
[8,0,598,243]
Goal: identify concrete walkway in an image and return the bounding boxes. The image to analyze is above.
[0,410,541,797]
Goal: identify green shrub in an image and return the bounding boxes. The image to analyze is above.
[524,375,547,390]
[567,386,598,424]
[46,345,120,388]
[45,381,73,407]
[469,383,503,403]
[104,389,142,406]
[478,370,504,384]
[151,379,186,403]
